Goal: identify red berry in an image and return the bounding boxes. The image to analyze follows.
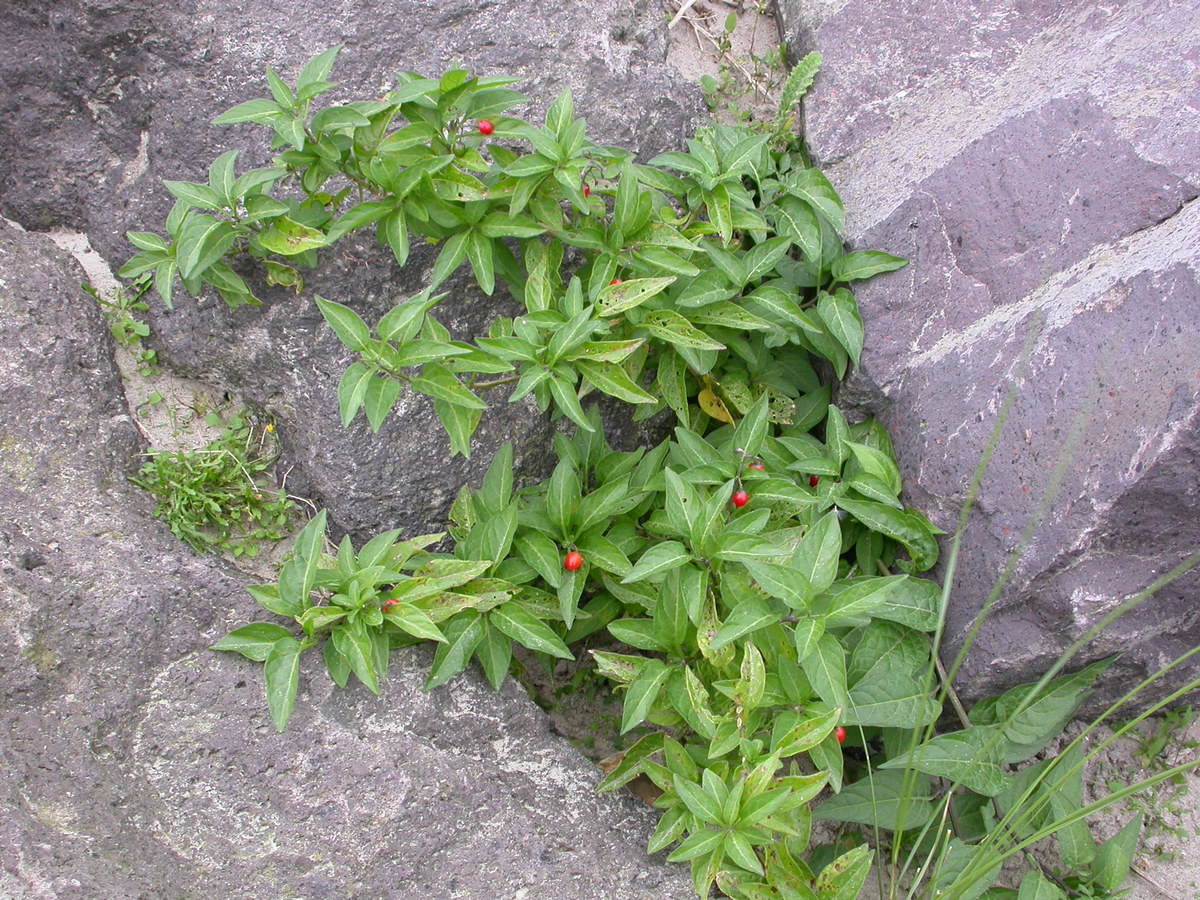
[610,278,623,285]
[731,490,749,508]
[810,475,820,488]
[381,598,400,611]
[564,551,584,571]
[583,184,591,197]
[748,462,765,471]
[836,726,847,744]
[477,119,494,135]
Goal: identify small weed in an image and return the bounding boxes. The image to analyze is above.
[134,410,295,557]
[673,1,790,127]
[83,276,157,376]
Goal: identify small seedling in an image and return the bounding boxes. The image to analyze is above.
[83,277,158,376]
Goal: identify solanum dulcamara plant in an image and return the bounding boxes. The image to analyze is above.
[125,47,1168,900]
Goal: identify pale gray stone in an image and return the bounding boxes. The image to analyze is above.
[778,0,1200,709]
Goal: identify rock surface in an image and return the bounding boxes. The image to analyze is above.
[0,0,706,541]
[778,0,1200,707]
[0,222,693,898]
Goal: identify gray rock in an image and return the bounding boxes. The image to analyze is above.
[778,0,1200,708]
[0,0,706,541]
[0,223,694,897]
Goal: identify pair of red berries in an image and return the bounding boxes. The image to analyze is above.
[564,550,584,571]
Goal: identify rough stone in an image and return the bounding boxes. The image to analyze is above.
[0,223,694,898]
[777,0,1200,708]
[0,0,707,541]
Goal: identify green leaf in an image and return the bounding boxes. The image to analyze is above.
[1091,815,1142,893]
[732,394,771,459]
[967,658,1114,763]
[426,611,486,689]
[743,561,814,611]
[597,276,677,316]
[311,105,372,134]
[687,301,773,332]
[263,636,302,732]
[817,289,865,367]
[824,575,940,631]
[383,602,447,643]
[435,395,482,459]
[576,360,657,405]
[777,52,822,115]
[801,633,850,711]
[829,250,907,283]
[879,727,1008,796]
[575,478,632,535]
[774,706,840,757]
[410,364,488,410]
[297,45,342,92]
[545,87,574,137]
[431,230,471,288]
[793,510,841,595]
[515,532,562,589]
[363,375,402,432]
[491,602,573,660]
[846,664,940,729]
[674,774,726,825]
[1017,872,1066,900]
[316,296,371,352]
[211,623,294,661]
[621,657,673,733]
[835,496,939,572]
[596,732,667,792]
[326,200,392,243]
[623,541,691,583]
[562,339,645,364]
[814,769,934,831]
[545,458,580,538]
[710,594,778,650]
[332,620,380,694]
[814,845,872,900]
[475,622,512,690]
[277,510,328,611]
[323,639,351,688]
[784,167,845,231]
[337,362,373,427]
[163,179,225,210]
[639,310,726,351]
[214,97,285,125]
[1050,791,1095,869]
[176,216,237,281]
[548,373,593,432]
[258,216,327,256]
[668,827,723,864]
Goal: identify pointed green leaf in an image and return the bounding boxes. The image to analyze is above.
[263,636,302,732]
[211,623,294,661]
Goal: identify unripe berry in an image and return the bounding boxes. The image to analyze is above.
[731,490,749,508]
[564,550,584,571]
[836,726,847,744]
[477,119,494,135]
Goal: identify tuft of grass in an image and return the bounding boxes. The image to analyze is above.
[134,411,295,557]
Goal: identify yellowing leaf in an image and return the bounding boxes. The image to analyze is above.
[698,386,735,425]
